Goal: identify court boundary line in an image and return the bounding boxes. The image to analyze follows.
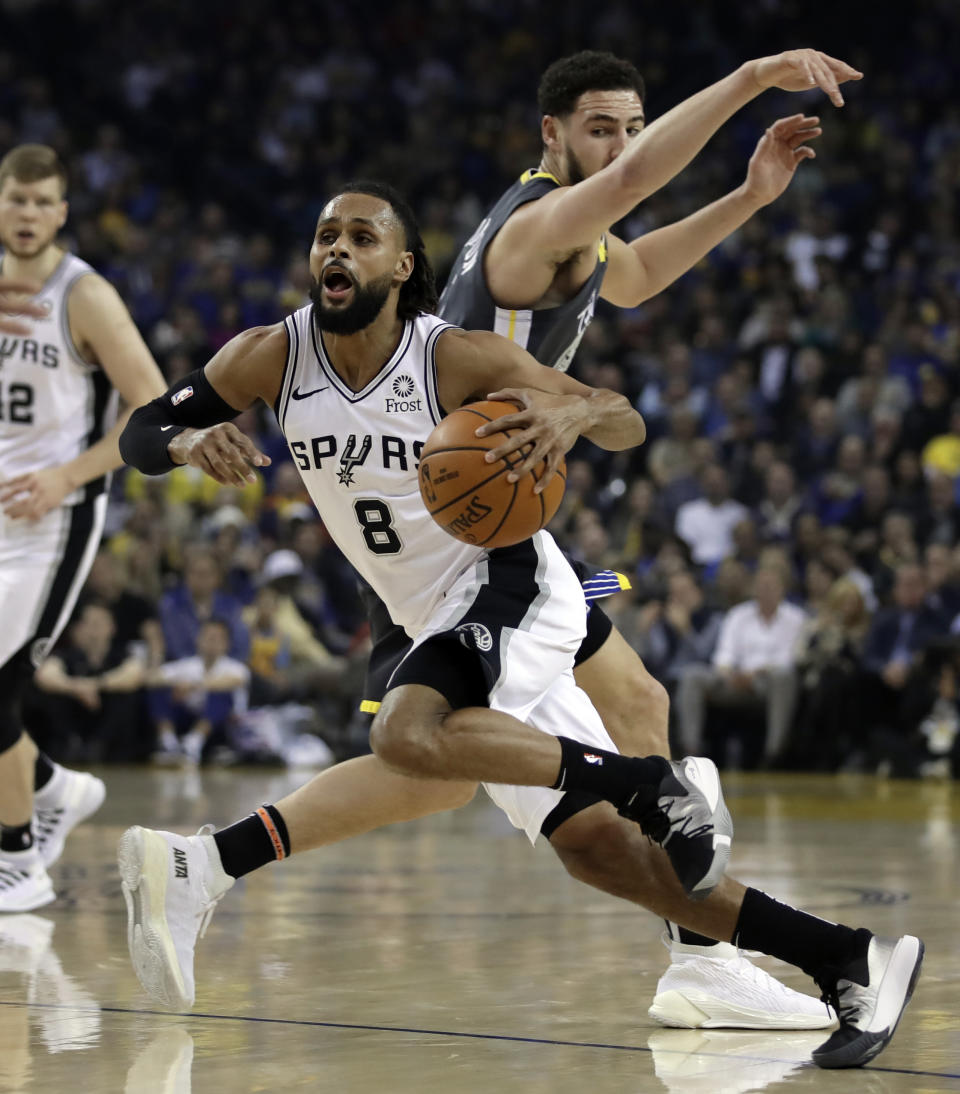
[1,999,956,1081]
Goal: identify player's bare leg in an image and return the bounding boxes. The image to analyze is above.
[574,627,671,758]
[0,733,36,832]
[275,754,476,850]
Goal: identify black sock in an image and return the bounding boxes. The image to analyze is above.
[34,752,55,791]
[0,822,33,853]
[666,920,719,947]
[734,887,870,981]
[553,737,670,812]
[213,804,291,879]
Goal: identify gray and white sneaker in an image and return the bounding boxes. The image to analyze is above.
[0,850,55,913]
[34,768,106,868]
[813,934,924,1068]
[619,757,732,899]
[117,825,233,1009]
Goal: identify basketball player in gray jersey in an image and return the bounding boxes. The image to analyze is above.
[0,144,166,912]
[118,184,921,1070]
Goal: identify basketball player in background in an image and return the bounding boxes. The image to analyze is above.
[0,144,166,911]
[118,183,921,1070]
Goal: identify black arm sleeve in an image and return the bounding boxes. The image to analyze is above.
[119,368,242,476]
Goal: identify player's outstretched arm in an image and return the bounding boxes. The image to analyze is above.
[602,113,821,308]
[119,325,284,487]
[499,50,860,263]
[435,328,645,492]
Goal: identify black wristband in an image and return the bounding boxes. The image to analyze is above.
[119,368,240,476]
[119,403,186,475]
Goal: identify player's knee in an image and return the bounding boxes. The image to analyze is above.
[369,691,441,775]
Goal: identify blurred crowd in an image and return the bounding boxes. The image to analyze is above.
[5,0,960,775]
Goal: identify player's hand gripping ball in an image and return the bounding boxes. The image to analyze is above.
[418,400,566,548]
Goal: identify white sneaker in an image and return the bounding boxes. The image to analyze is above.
[34,767,106,868]
[649,937,835,1030]
[117,825,234,1009]
[813,933,924,1068]
[0,849,56,912]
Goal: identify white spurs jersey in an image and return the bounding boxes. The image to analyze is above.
[0,253,119,504]
[277,306,484,636]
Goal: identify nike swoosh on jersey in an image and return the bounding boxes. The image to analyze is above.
[160,425,175,431]
[291,385,328,400]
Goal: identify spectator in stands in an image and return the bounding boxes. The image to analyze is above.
[607,478,667,570]
[902,363,952,452]
[792,398,840,481]
[675,465,749,568]
[755,460,803,544]
[917,470,960,548]
[159,544,249,661]
[149,618,251,765]
[675,562,807,766]
[863,563,949,727]
[926,543,960,621]
[789,578,869,770]
[637,570,723,696]
[32,601,146,762]
[845,464,892,562]
[83,548,163,666]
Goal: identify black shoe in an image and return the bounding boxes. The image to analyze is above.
[813,934,924,1069]
[618,757,732,899]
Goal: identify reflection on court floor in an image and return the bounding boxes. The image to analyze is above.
[0,768,956,1092]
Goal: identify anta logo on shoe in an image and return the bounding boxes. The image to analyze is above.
[173,847,188,879]
[584,753,604,765]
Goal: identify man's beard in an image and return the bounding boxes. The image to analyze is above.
[564,148,586,186]
[0,231,52,260]
[310,270,394,335]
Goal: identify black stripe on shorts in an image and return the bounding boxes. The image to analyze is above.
[28,500,99,667]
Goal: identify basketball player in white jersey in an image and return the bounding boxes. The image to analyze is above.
[118,184,920,1069]
[0,144,166,912]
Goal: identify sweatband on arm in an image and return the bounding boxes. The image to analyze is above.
[119,368,241,476]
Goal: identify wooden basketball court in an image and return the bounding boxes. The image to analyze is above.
[0,768,957,1092]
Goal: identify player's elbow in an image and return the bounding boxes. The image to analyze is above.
[611,151,657,206]
[631,410,647,447]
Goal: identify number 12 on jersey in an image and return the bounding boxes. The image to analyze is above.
[354,498,402,555]
[0,380,34,423]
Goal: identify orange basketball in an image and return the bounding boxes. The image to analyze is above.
[418,400,566,548]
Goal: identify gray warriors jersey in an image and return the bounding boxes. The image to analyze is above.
[438,169,608,373]
[276,306,491,636]
[0,253,119,504]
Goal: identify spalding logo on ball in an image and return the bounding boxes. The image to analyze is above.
[418,401,566,548]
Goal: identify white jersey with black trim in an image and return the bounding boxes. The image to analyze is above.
[0,252,119,504]
[276,305,486,636]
